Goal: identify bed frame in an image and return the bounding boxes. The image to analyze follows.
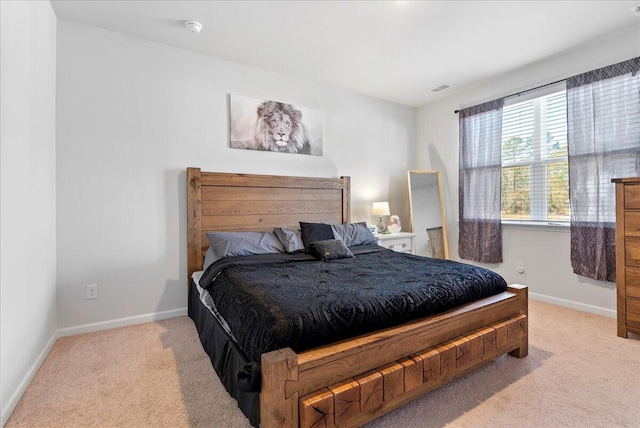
[186,167,528,428]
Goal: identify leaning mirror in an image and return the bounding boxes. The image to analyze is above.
[408,170,449,259]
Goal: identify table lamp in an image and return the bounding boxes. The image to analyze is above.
[372,202,390,234]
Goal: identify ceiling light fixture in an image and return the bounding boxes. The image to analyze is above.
[631,3,640,17]
[185,21,203,34]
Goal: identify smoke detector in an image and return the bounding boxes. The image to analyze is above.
[185,21,203,33]
[430,83,452,93]
[632,3,640,17]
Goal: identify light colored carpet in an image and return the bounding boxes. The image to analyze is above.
[6,300,640,428]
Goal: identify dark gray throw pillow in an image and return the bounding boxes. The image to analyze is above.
[308,239,355,261]
[299,222,335,252]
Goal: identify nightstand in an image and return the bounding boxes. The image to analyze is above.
[375,232,416,254]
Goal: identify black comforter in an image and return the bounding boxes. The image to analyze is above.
[199,245,506,362]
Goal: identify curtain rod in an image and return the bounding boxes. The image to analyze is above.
[454,77,567,114]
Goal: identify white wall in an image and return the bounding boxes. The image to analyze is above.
[55,20,416,330]
[417,26,640,316]
[0,1,58,425]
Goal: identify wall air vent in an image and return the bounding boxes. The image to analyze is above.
[430,83,452,93]
[632,3,640,17]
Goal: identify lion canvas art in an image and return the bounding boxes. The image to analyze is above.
[229,95,323,156]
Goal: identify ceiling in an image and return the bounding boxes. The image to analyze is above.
[51,1,640,107]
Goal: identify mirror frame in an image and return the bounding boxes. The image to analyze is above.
[407,170,450,259]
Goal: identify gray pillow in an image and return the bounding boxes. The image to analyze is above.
[205,231,284,261]
[331,222,377,247]
[273,227,304,253]
[308,239,355,261]
[203,247,219,271]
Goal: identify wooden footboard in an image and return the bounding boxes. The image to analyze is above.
[260,284,528,428]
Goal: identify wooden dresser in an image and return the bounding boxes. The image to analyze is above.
[613,177,640,338]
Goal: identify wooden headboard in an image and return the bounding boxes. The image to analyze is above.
[186,167,351,282]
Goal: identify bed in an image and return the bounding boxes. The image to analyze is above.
[186,167,528,428]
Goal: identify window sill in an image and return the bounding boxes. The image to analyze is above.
[501,220,570,232]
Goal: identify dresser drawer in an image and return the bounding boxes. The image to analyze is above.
[378,237,412,253]
[625,238,640,267]
[626,268,640,299]
[624,212,640,236]
[627,298,640,329]
[625,184,640,210]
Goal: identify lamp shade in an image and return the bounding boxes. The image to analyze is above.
[372,202,390,216]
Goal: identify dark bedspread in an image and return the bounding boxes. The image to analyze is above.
[199,245,507,363]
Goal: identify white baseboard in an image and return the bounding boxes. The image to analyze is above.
[57,307,188,337]
[529,292,616,318]
[1,332,58,427]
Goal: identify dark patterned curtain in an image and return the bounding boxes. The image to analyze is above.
[458,99,504,263]
[568,57,640,281]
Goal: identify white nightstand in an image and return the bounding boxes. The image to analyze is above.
[375,232,416,254]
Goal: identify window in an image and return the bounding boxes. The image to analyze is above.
[501,86,569,223]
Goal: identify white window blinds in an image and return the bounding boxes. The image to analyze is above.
[501,82,568,223]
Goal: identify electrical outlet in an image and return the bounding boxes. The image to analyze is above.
[86,284,98,299]
[516,261,525,274]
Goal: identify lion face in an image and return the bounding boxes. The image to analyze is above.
[254,101,311,154]
[267,111,293,147]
